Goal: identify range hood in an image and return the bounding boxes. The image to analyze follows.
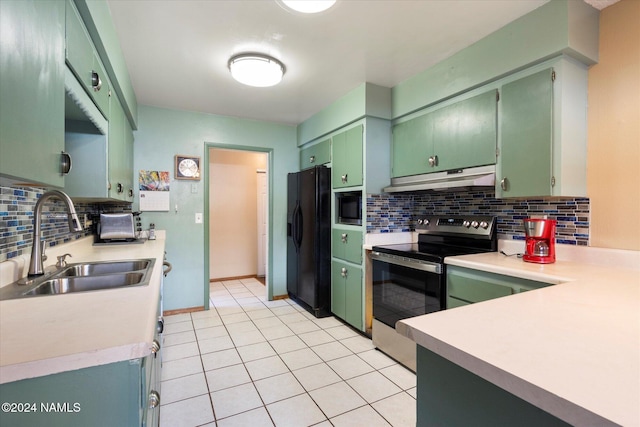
[383,165,496,193]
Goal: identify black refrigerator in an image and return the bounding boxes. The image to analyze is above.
[287,166,332,317]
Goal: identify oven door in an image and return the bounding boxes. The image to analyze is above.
[371,252,444,329]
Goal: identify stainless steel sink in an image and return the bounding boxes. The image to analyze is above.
[24,273,145,295]
[0,258,155,300]
[54,260,151,277]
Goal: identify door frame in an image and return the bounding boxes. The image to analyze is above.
[204,143,274,309]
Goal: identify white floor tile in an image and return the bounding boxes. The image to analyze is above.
[162,341,200,362]
[287,319,321,334]
[311,341,353,362]
[324,325,359,340]
[163,330,196,347]
[210,382,263,420]
[201,348,242,371]
[270,306,298,316]
[340,335,376,353]
[371,392,416,427]
[309,381,367,418]
[269,335,307,354]
[327,354,375,380]
[266,393,326,427]
[226,320,258,334]
[195,325,228,341]
[247,309,276,320]
[161,355,203,381]
[277,312,309,324]
[236,342,277,362]
[298,330,335,347]
[311,316,344,329]
[253,316,284,329]
[159,394,214,427]
[221,312,251,325]
[242,302,269,312]
[161,372,209,405]
[244,355,289,381]
[406,387,417,399]
[198,335,235,355]
[379,364,417,390]
[229,329,266,347]
[253,372,306,405]
[356,349,397,370]
[191,309,220,320]
[346,371,402,403]
[279,347,323,371]
[216,406,274,427]
[292,363,342,391]
[192,316,223,330]
[262,299,290,308]
[205,363,251,392]
[259,325,295,340]
[330,405,392,427]
[164,321,194,335]
[164,313,191,325]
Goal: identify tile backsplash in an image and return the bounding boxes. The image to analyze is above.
[0,186,131,262]
[367,189,590,246]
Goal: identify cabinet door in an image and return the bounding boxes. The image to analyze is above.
[432,90,497,171]
[391,114,433,178]
[124,117,135,201]
[447,269,513,305]
[0,0,65,187]
[332,228,363,264]
[331,261,346,320]
[108,94,126,200]
[344,265,363,330]
[300,138,330,170]
[332,125,363,188]
[498,68,554,197]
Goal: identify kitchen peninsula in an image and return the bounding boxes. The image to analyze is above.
[397,248,640,426]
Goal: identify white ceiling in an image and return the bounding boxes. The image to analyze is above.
[106,0,612,126]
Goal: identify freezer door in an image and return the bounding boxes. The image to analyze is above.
[286,172,299,297]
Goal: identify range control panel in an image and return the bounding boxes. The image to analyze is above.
[415,215,496,237]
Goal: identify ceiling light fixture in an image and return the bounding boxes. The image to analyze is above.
[228,54,286,87]
[280,0,336,14]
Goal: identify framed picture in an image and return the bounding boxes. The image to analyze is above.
[174,155,201,180]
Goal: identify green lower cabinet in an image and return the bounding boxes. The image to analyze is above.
[0,357,158,427]
[332,228,363,265]
[417,346,570,427]
[331,260,363,331]
[446,266,551,308]
[300,138,330,170]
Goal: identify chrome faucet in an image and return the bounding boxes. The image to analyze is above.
[27,190,83,277]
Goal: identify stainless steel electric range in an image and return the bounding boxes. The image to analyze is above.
[371,215,497,371]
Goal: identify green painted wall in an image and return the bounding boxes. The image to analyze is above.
[133,105,297,311]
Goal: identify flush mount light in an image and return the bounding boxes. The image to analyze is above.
[279,0,336,14]
[228,54,285,87]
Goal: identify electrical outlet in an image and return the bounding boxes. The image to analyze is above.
[195,213,203,224]
[191,183,198,194]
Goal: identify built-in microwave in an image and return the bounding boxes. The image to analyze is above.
[336,191,362,225]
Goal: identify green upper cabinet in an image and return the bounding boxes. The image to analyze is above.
[391,90,497,178]
[498,69,553,198]
[332,125,363,188]
[497,59,588,198]
[108,94,132,201]
[65,0,110,119]
[391,114,432,178]
[300,138,331,170]
[0,0,66,187]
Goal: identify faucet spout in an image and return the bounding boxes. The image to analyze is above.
[28,190,83,277]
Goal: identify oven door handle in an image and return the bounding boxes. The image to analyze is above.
[371,251,442,274]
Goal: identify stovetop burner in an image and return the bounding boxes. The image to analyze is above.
[372,215,497,262]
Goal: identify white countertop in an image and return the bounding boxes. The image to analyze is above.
[397,248,640,427]
[0,234,166,384]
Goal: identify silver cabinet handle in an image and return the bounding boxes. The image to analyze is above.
[148,391,160,409]
[341,267,348,278]
[128,188,133,198]
[341,233,347,243]
[91,71,102,91]
[428,155,438,167]
[156,317,164,334]
[341,174,348,184]
[309,155,315,163]
[163,261,172,276]
[151,339,161,357]
[60,151,72,175]
[500,177,508,191]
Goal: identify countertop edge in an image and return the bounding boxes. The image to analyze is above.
[0,342,150,385]
[396,320,620,427]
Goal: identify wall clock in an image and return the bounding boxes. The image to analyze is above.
[175,155,201,180]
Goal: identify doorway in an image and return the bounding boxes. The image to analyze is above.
[208,147,269,298]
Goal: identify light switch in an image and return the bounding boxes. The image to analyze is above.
[195,213,203,224]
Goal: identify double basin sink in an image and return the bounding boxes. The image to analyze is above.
[0,259,155,300]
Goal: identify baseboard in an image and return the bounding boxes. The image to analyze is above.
[163,306,205,316]
[210,274,263,282]
[273,294,288,300]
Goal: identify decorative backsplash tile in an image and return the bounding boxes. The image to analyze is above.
[0,186,131,262]
[366,194,413,233]
[367,189,590,246]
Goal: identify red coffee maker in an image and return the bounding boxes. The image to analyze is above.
[523,218,556,264]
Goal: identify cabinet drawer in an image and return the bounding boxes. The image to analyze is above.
[332,228,363,264]
[300,139,331,170]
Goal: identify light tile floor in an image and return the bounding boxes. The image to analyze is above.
[160,278,417,427]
